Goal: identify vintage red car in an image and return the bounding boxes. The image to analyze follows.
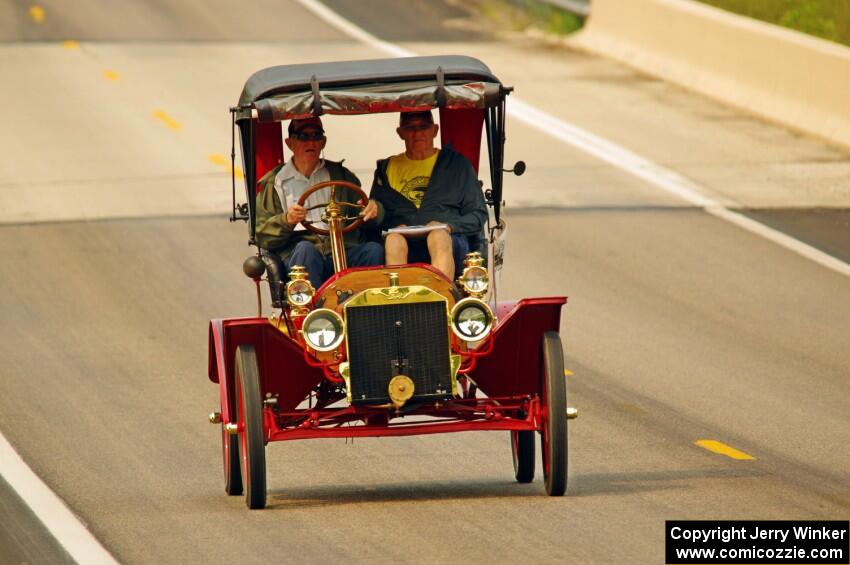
[207,55,575,509]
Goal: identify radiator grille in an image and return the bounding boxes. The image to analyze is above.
[346,301,451,404]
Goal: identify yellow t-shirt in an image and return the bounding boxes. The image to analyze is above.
[386,150,439,208]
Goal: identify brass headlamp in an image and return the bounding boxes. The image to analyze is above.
[301,308,345,352]
[459,252,489,297]
[285,265,314,314]
[450,297,494,342]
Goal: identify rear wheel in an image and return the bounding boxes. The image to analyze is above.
[511,428,535,483]
[235,345,266,509]
[540,332,567,496]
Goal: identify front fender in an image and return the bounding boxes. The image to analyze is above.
[466,297,567,398]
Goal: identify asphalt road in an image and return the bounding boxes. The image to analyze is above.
[0,1,848,564]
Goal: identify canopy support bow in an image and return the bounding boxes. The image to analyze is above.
[310,75,323,116]
[436,66,446,108]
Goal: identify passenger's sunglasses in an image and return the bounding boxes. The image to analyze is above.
[292,131,326,141]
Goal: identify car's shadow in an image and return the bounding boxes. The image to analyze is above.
[267,478,542,509]
[265,466,762,508]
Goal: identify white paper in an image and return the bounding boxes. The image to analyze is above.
[382,224,450,238]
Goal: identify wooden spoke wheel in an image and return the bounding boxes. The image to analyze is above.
[235,345,267,509]
[540,331,567,496]
[296,180,368,235]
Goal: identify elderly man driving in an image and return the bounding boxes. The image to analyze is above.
[256,117,384,288]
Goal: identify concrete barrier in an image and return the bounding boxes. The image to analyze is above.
[569,0,850,151]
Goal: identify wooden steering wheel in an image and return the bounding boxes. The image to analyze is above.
[296,180,369,236]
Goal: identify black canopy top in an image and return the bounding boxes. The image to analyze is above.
[238,55,502,106]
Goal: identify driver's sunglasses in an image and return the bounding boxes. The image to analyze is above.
[292,131,326,141]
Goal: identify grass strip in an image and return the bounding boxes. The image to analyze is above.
[478,0,585,35]
[697,0,850,47]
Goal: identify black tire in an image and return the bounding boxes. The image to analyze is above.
[541,332,567,496]
[222,421,242,495]
[235,345,267,509]
[511,429,535,483]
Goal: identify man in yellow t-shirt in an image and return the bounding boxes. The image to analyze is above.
[370,111,487,279]
[386,150,439,209]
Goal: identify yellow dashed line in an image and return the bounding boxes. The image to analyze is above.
[61,40,79,50]
[209,154,244,179]
[696,440,755,460]
[29,5,45,24]
[102,70,120,81]
[152,110,182,130]
[564,369,573,376]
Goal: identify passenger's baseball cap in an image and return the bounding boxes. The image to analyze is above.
[399,110,434,126]
[288,116,324,136]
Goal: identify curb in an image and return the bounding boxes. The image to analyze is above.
[568,0,850,152]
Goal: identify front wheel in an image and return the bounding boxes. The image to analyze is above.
[235,345,266,509]
[541,332,567,496]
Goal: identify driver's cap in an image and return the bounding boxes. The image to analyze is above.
[288,116,324,136]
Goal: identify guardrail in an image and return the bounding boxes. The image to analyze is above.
[543,0,590,17]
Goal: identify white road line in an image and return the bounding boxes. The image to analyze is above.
[297,0,850,278]
[0,432,119,564]
[298,0,413,57]
[709,206,850,276]
[506,98,716,209]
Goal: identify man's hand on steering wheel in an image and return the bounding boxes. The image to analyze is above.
[286,203,307,225]
[361,199,379,222]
